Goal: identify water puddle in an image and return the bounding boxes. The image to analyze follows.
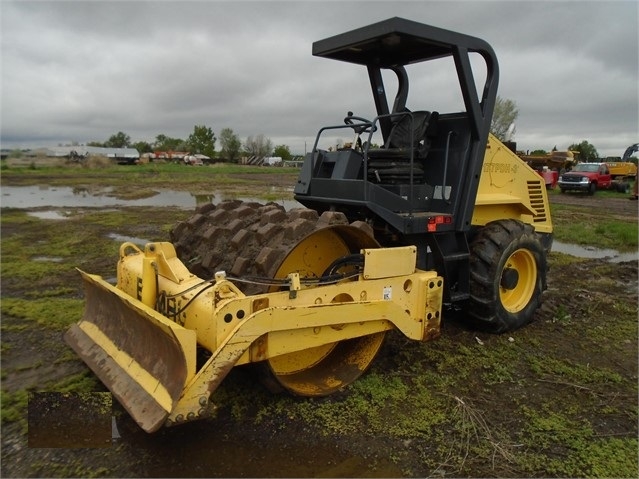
[27,210,70,220]
[7,186,635,264]
[111,415,401,478]
[106,233,150,246]
[28,392,112,449]
[0,185,207,208]
[552,240,638,263]
[31,256,64,263]
[1,185,301,210]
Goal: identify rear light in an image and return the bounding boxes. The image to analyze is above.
[427,215,453,232]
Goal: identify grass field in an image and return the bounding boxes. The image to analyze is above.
[1,161,637,478]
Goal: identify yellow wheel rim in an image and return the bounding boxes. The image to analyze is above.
[499,248,537,313]
[271,228,353,285]
[266,225,386,396]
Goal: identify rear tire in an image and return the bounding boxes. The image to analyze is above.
[468,220,547,333]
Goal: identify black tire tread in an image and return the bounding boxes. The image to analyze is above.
[169,201,365,296]
[468,219,547,333]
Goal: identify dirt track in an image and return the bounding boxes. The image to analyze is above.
[550,190,638,217]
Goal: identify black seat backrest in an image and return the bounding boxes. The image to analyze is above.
[384,110,439,155]
[387,111,430,148]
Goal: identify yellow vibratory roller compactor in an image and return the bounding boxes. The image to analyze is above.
[65,18,553,433]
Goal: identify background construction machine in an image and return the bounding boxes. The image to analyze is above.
[519,150,576,189]
[606,143,638,193]
[66,17,553,433]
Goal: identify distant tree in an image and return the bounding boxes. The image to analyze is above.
[273,144,292,162]
[132,141,153,154]
[104,131,131,148]
[244,134,273,158]
[568,140,599,162]
[491,96,519,141]
[187,125,216,158]
[219,128,242,163]
[153,134,185,152]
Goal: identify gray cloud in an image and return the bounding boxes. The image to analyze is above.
[1,0,637,157]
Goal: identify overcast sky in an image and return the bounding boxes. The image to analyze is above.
[1,0,637,157]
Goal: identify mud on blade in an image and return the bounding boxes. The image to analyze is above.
[64,271,197,433]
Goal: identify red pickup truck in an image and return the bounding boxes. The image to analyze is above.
[558,162,613,195]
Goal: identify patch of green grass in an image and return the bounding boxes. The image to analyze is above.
[548,250,586,267]
[516,405,638,477]
[549,202,638,252]
[52,371,103,394]
[1,254,70,281]
[54,347,86,364]
[0,322,30,333]
[0,208,158,288]
[1,390,28,421]
[0,208,39,224]
[24,286,77,298]
[27,458,110,478]
[594,188,634,199]
[0,297,84,330]
[547,188,632,200]
[1,162,299,187]
[552,303,572,323]
[0,389,29,431]
[553,218,637,251]
[572,437,638,478]
[1,210,109,258]
[261,371,450,438]
[405,333,524,389]
[30,391,112,416]
[593,221,638,248]
[527,355,624,385]
[80,208,161,228]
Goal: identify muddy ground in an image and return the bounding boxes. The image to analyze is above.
[1,170,637,478]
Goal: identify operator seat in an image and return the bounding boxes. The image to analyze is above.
[367,110,439,184]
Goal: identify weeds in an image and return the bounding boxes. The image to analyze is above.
[449,395,516,470]
[552,303,572,323]
[516,405,638,477]
[528,355,624,385]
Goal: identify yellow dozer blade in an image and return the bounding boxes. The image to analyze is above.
[64,271,197,433]
[65,241,444,433]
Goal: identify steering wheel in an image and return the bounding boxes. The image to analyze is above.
[344,112,377,134]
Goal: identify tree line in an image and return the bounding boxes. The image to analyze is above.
[78,98,631,165]
[88,125,293,163]
[489,96,635,163]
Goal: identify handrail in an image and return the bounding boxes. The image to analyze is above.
[441,131,455,202]
[309,121,374,178]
